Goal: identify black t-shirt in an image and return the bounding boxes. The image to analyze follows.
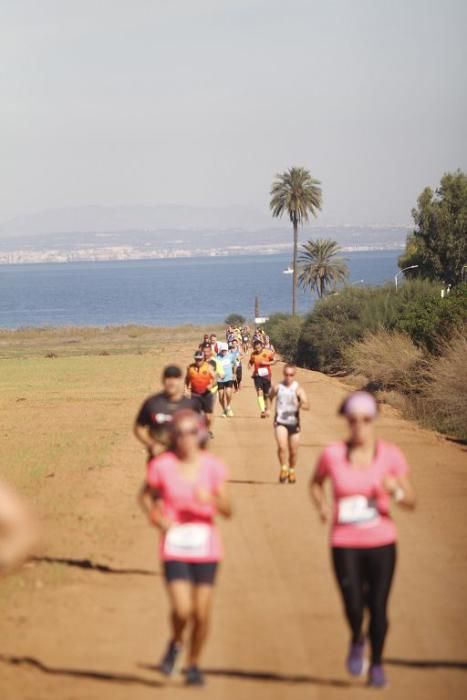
[136,392,200,445]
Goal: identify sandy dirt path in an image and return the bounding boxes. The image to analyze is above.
[1,352,466,700]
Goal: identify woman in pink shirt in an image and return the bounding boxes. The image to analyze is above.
[311,392,416,688]
[143,410,232,687]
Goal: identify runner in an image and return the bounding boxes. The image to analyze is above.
[185,351,216,439]
[269,364,309,484]
[133,365,200,459]
[199,334,210,350]
[209,334,219,355]
[310,391,416,688]
[248,338,275,418]
[202,342,224,399]
[229,338,243,392]
[142,410,232,686]
[216,342,236,417]
[241,325,251,353]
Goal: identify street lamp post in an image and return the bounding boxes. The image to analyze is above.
[395,265,419,291]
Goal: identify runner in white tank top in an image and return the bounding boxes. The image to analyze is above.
[270,364,309,484]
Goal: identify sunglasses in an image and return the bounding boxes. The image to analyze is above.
[348,416,373,425]
[174,427,199,438]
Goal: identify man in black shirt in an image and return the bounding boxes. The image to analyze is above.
[134,365,200,457]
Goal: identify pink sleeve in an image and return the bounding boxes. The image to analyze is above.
[315,448,331,482]
[146,456,163,490]
[387,445,409,477]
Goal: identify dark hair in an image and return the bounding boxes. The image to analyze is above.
[162,365,182,379]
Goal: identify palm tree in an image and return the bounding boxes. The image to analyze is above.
[298,239,348,298]
[270,167,322,315]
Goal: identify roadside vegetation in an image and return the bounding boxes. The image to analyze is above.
[266,169,467,439]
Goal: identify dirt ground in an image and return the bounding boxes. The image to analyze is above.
[1,344,466,700]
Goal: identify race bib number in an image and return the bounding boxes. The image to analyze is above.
[164,523,212,558]
[337,496,379,526]
[277,410,298,425]
[257,367,269,377]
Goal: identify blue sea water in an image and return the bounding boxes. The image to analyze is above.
[0,251,400,328]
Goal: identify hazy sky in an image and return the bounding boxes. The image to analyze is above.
[1,0,466,227]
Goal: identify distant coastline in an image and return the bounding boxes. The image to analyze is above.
[0,242,404,266]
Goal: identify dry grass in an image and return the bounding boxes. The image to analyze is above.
[347,329,428,393]
[0,324,222,360]
[422,328,467,439]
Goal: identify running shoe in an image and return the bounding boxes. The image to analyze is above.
[185,665,205,686]
[227,407,234,417]
[264,410,271,418]
[368,664,387,688]
[260,411,267,419]
[288,469,296,484]
[208,431,214,439]
[279,467,289,484]
[160,641,182,676]
[346,641,366,676]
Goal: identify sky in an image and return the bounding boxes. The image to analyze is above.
[0,0,466,228]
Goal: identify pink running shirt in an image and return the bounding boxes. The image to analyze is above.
[146,451,227,562]
[315,440,409,548]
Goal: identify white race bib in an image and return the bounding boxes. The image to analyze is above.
[337,496,379,526]
[164,523,212,558]
[257,367,269,377]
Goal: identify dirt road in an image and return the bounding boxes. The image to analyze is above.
[1,350,466,699]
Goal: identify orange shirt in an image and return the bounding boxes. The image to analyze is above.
[249,349,274,378]
[186,362,213,394]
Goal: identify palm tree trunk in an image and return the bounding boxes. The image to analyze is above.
[292,219,298,315]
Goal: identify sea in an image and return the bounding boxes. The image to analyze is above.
[0,250,400,329]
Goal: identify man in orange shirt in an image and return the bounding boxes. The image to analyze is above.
[185,351,216,438]
[248,339,276,418]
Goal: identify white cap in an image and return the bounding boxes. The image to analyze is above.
[218,342,229,352]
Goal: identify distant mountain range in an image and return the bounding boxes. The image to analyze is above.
[0,204,276,237]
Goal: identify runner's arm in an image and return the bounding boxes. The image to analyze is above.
[310,470,331,523]
[138,483,172,531]
[214,484,232,518]
[383,473,416,510]
[297,386,309,411]
[133,423,161,455]
[269,384,278,400]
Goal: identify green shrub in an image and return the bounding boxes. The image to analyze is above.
[295,280,456,372]
[265,314,303,362]
[224,313,246,327]
[394,283,467,353]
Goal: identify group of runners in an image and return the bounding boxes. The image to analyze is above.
[133,326,416,688]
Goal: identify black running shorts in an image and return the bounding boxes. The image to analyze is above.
[254,375,271,396]
[164,561,218,585]
[274,420,301,435]
[217,380,234,389]
[192,391,214,414]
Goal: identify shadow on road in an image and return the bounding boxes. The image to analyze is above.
[0,655,163,688]
[228,479,278,486]
[140,663,352,688]
[385,658,467,670]
[31,556,159,576]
